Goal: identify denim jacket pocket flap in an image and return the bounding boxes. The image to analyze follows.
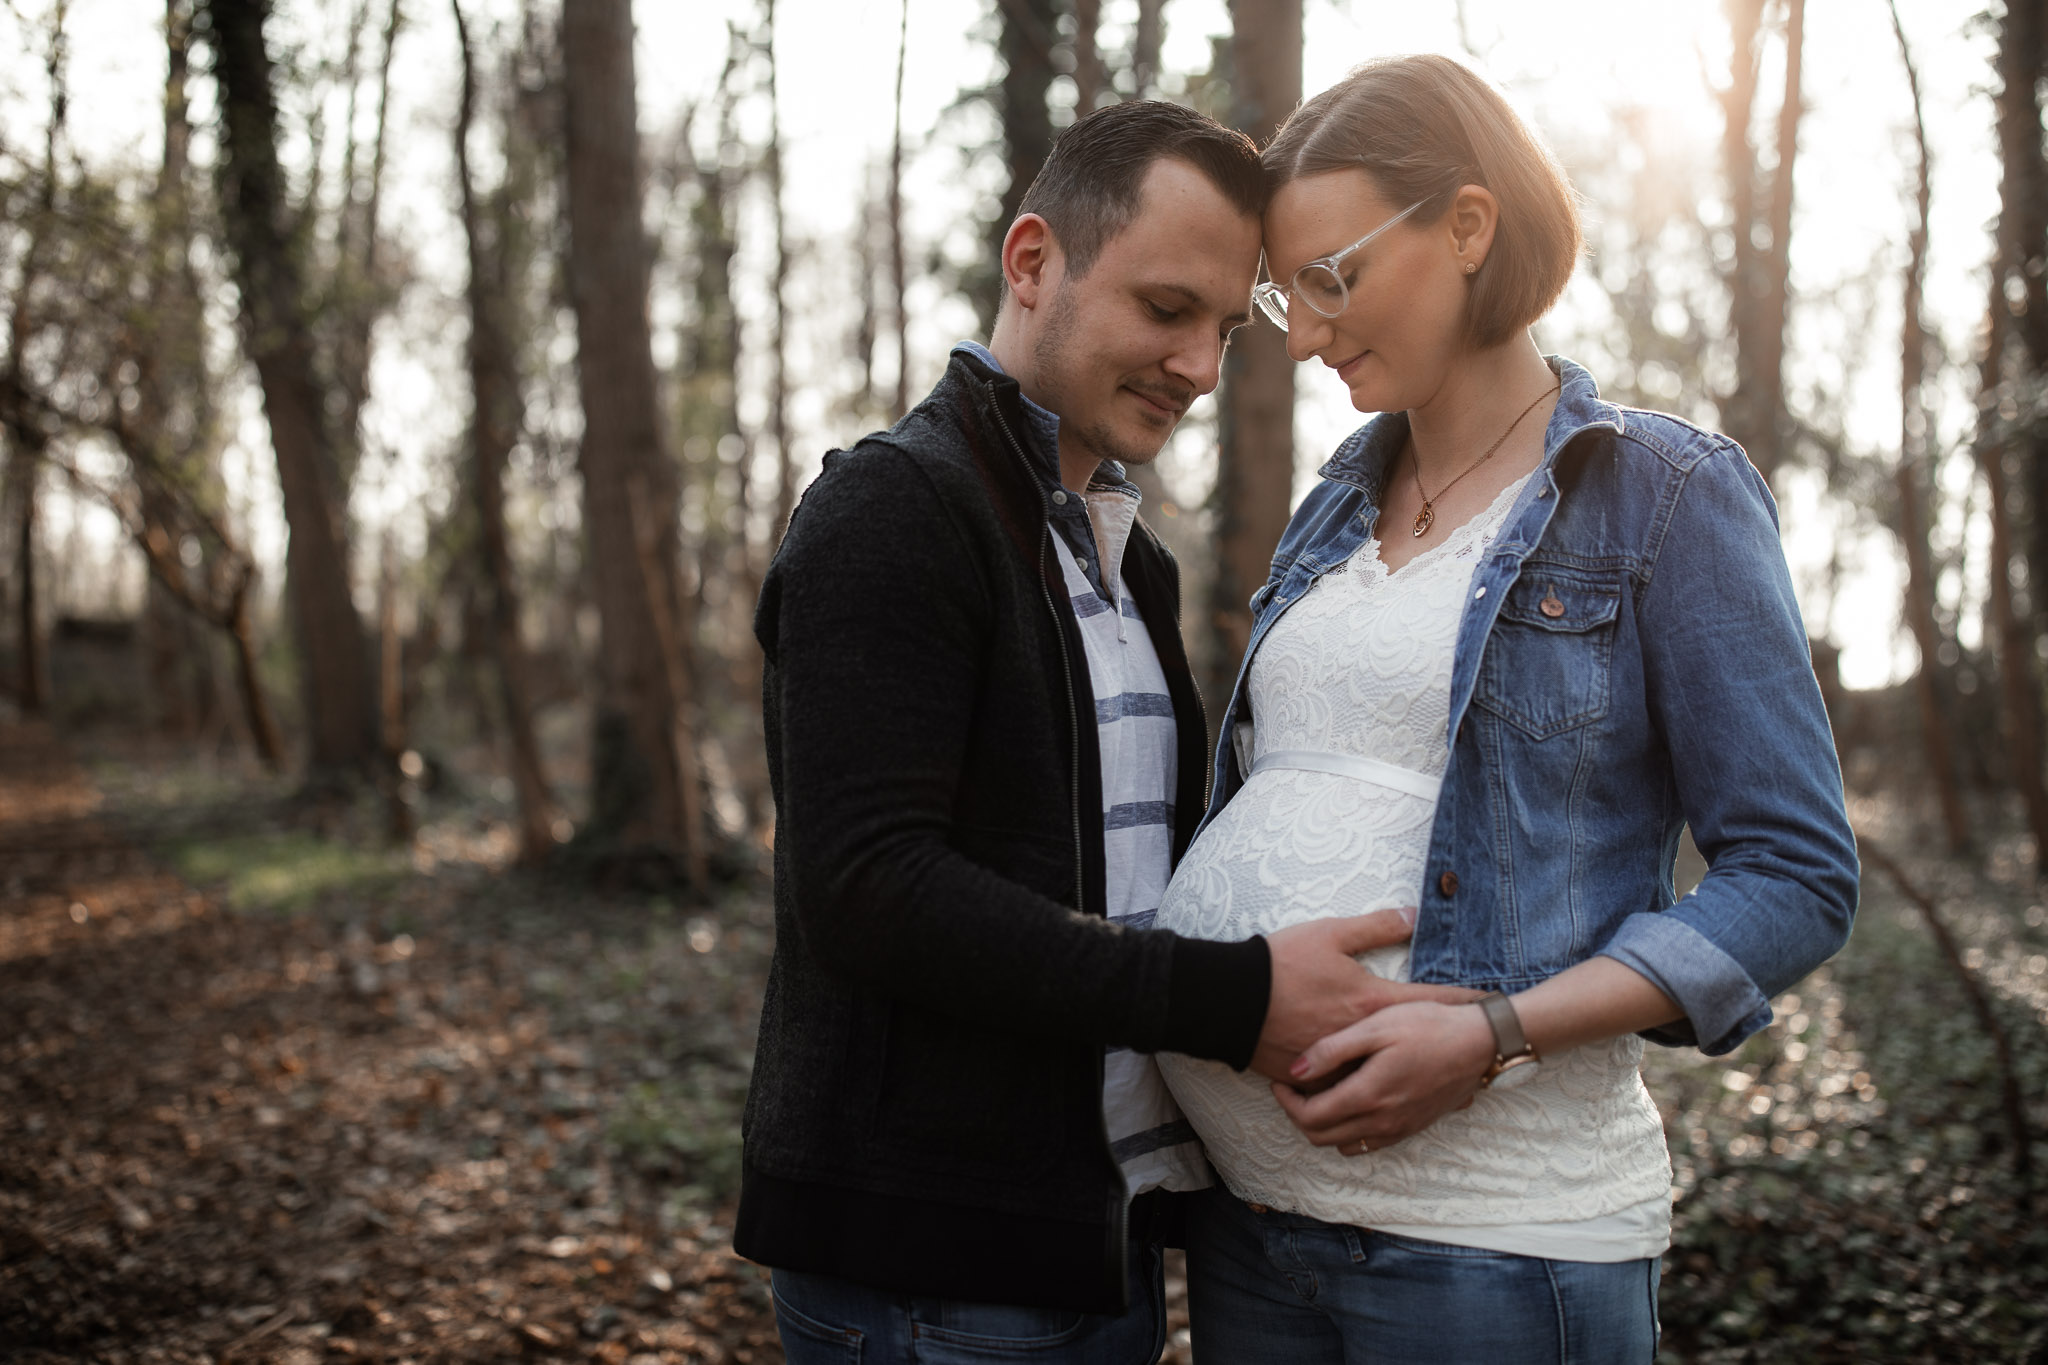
[1474,575,1622,739]
[1494,578,1620,634]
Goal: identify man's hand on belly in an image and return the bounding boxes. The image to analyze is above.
[1252,910,1484,1083]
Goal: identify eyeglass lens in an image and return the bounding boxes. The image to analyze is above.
[1257,262,1356,332]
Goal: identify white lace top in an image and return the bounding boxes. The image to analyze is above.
[1155,475,1672,1259]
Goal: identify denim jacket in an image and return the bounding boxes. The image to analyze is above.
[1200,357,1858,1056]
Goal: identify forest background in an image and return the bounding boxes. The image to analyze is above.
[3,0,2048,1361]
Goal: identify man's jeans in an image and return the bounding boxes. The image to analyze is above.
[1185,1187,1660,1365]
[771,1243,1165,1364]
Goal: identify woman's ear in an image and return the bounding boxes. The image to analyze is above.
[1002,213,1060,309]
[1448,184,1501,273]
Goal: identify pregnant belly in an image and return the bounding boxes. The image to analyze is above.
[1154,767,1438,979]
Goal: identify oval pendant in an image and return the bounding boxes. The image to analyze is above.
[1412,503,1435,537]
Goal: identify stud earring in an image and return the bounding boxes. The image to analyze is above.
[1464,261,1478,274]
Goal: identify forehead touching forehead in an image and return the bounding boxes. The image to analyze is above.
[1014,100,1265,280]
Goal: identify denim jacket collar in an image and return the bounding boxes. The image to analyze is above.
[1315,355,1627,505]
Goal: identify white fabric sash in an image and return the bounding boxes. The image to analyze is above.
[1250,748,1443,803]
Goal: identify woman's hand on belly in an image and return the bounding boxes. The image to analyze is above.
[1252,913,1486,1083]
[1269,1000,1496,1151]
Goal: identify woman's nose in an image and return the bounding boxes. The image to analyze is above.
[1285,304,1331,364]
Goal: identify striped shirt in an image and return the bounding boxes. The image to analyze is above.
[953,341,1210,1198]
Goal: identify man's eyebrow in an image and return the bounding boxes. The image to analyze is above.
[1150,280,1252,326]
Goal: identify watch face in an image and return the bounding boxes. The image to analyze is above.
[1489,1055,1542,1090]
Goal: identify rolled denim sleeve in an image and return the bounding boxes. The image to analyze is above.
[1598,439,1859,1055]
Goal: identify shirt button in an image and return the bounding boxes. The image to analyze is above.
[1473,586,1486,600]
[1052,489,1068,505]
[1439,870,1459,897]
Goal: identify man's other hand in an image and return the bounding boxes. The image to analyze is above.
[1250,910,1484,1083]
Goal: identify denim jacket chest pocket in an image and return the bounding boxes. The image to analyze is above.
[1473,571,1623,739]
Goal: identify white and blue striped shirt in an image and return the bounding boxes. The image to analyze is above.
[954,341,1210,1198]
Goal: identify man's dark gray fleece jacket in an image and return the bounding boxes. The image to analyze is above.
[734,349,1273,1312]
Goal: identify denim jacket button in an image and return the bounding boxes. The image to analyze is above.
[1051,489,1068,505]
[1439,870,1459,897]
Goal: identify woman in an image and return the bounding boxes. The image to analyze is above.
[1152,55,1857,1362]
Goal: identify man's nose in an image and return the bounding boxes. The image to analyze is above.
[1166,328,1227,397]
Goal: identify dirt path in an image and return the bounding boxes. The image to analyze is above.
[0,721,784,1364]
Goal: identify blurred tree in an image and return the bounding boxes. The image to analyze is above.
[325,0,404,496]
[970,0,1056,331]
[134,0,222,743]
[204,0,382,782]
[1715,0,1804,488]
[0,0,67,717]
[671,28,764,837]
[1130,0,1164,100]
[764,0,796,546]
[1888,0,1969,854]
[889,0,911,421]
[562,0,708,884]
[1207,0,1299,720]
[1073,0,1104,114]
[1978,0,2048,869]
[453,0,557,863]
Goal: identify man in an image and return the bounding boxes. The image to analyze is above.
[738,102,1440,1362]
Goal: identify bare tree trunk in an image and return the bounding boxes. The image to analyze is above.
[1072,0,1104,114]
[1993,0,2048,641]
[8,452,44,712]
[765,0,795,547]
[1981,0,2048,872]
[980,0,1056,332]
[1207,0,1301,722]
[1977,290,2048,870]
[331,0,403,490]
[3,2,66,716]
[1131,0,1163,99]
[377,536,413,839]
[889,0,911,420]
[562,0,707,883]
[226,577,285,764]
[1717,0,1803,488]
[454,0,558,863]
[205,0,381,782]
[1889,0,1970,854]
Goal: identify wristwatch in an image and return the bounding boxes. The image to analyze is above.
[1477,992,1542,1090]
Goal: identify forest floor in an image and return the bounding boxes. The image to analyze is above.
[1,716,2046,1363]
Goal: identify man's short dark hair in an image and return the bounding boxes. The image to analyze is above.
[1013,101,1264,279]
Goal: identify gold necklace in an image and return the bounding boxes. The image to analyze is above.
[1409,381,1560,537]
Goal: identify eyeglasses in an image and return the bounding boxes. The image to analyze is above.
[1252,199,1427,331]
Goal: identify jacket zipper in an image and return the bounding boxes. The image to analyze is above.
[984,388,1129,1303]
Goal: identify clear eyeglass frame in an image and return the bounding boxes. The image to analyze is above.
[1252,198,1428,331]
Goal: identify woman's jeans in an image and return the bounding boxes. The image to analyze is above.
[1185,1187,1660,1365]
[771,1243,1165,1364]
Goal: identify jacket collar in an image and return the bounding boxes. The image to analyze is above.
[1315,355,1627,501]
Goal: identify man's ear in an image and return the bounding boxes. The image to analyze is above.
[1447,184,1500,271]
[1002,213,1060,309]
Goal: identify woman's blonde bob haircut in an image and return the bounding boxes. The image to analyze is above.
[1263,55,1581,349]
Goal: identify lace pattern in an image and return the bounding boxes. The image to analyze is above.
[1156,475,1672,1227]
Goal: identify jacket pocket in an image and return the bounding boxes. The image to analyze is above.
[1473,573,1621,739]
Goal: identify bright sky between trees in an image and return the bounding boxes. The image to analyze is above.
[0,0,2001,689]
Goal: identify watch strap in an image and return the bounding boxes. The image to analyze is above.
[1478,991,1533,1064]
